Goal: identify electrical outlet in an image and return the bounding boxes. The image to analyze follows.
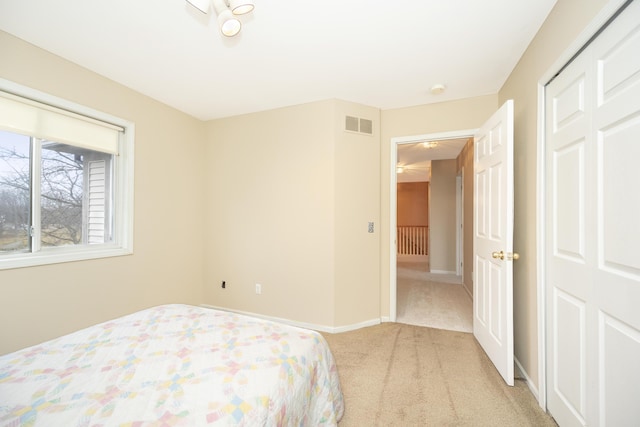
[255,283,262,295]
[368,222,374,233]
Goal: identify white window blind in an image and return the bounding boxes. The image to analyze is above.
[0,90,122,155]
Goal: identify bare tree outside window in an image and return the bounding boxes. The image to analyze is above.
[40,143,84,246]
[0,132,30,252]
[0,132,86,251]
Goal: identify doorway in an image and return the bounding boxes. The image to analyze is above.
[391,131,475,332]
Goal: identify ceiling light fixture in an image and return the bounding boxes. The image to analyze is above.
[430,84,446,95]
[186,0,255,37]
[186,0,211,13]
[213,0,242,37]
[396,166,404,174]
[228,0,254,15]
[422,141,438,149]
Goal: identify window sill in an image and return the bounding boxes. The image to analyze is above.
[0,245,133,270]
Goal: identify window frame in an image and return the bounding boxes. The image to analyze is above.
[0,78,134,270]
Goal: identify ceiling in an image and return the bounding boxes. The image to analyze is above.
[397,138,470,183]
[0,0,557,121]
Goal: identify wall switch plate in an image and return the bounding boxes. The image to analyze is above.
[255,283,262,294]
[368,222,374,233]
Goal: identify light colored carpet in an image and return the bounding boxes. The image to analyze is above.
[322,323,557,426]
[397,262,473,333]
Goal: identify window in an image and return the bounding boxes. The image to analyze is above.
[0,80,134,269]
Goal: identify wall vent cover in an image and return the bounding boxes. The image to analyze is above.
[344,115,373,135]
[345,116,359,132]
[359,118,373,135]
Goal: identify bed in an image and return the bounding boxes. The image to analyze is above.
[0,304,344,426]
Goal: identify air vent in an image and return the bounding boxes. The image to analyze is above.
[344,115,373,135]
[359,118,373,135]
[345,116,359,132]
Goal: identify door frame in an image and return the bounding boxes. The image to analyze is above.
[535,0,629,409]
[389,129,477,322]
[456,172,464,277]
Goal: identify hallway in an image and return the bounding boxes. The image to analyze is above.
[396,261,473,333]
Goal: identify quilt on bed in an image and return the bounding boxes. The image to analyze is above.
[0,304,344,426]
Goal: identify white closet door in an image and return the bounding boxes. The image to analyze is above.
[546,44,591,427]
[545,1,640,426]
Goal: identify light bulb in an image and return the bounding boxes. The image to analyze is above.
[218,9,241,36]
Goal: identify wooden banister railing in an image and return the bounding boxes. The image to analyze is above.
[397,226,428,255]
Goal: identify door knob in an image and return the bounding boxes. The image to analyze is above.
[492,251,520,261]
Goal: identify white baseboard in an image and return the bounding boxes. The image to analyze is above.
[430,269,457,275]
[200,304,380,334]
[331,318,381,333]
[515,356,539,401]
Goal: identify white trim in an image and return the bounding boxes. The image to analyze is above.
[30,139,42,253]
[0,244,133,270]
[456,171,464,278]
[330,318,382,333]
[200,304,381,334]
[515,356,540,401]
[390,129,477,322]
[537,0,631,87]
[456,175,461,275]
[390,139,398,322]
[116,122,135,255]
[430,269,457,275]
[535,0,629,411]
[536,79,548,411]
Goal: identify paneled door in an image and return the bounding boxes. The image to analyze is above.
[473,99,515,386]
[545,1,640,425]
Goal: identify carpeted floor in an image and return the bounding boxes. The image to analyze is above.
[396,262,473,333]
[322,322,557,426]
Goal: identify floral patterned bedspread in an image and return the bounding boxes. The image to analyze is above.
[0,304,344,426]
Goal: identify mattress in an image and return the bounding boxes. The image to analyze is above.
[0,304,344,426]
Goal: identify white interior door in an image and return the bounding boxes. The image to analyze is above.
[473,99,514,386]
[545,1,640,425]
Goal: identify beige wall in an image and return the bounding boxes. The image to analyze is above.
[333,100,381,326]
[456,138,474,296]
[203,101,336,326]
[380,95,499,317]
[497,0,610,389]
[203,99,381,328]
[429,159,457,273]
[397,182,429,227]
[0,31,206,355]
